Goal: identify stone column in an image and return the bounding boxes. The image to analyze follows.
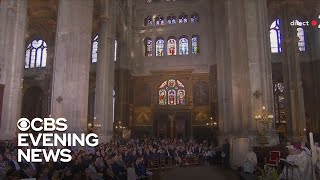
[94,0,115,142]
[51,0,93,133]
[281,3,306,142]
[215,0,275,168]
[0,0,27,140]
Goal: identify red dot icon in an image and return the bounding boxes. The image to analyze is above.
[311,20,318,26]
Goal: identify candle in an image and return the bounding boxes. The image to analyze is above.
[309,132,317,164]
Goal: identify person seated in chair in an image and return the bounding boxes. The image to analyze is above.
[243,148,257,174]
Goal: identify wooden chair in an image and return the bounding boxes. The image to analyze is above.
[167,157,174,168]
[265,151,281,171]
[153,157,160,169]
[160,157,166,168]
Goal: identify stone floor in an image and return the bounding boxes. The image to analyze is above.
[152,166,244,180]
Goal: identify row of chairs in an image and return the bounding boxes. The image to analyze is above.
[146,156,207,170]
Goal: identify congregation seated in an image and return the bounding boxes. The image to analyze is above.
[0,138,220,179]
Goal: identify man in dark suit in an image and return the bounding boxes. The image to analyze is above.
[222,139,230,168]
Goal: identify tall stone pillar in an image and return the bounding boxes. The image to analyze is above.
[215,0,275,168]
[51,0,93,133]
[0,0,27,140]
[281,4,306,142]
[94,0,115,142]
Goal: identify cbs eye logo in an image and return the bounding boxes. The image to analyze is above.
[17,118,31,131]
[16,118,68,132]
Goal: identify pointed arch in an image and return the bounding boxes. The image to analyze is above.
[179,36,189,55]
[91,35,98,63]
[25,39,48,68]
[156,37,165,57]
[144,38,152,57]
[270,19,282,53]
[159,79,185,105]
[167,37,177,56]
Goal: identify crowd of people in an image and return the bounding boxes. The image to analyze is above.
[0,138,222,180]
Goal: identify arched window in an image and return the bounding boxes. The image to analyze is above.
[191,35,199,54]
[155,16,164,25]
[159,79,185,105]
[270,19,282,53]
[160,17,165,25]
[191,13,199,23]
[156,38,165,57]
[144,16,153,26]
[25,39,47,68]
[179,14,188,23]
[91,35,98,63]
[167,37,177,56]
[179,36,189,55]
[114,38,117,61]
[145,38,152,57]
[297,27,306,52]
[167,15,176,24]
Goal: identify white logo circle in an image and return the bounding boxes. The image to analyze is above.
[17,118,30,131]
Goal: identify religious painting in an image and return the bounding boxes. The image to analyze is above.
[135,112,151,126]
[168,89,176,105]
[196,112,209,122]
[159,89,167,105]
[193,81,209,105]
[177,89,185,105]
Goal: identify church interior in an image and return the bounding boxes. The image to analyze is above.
[0,0,320,179]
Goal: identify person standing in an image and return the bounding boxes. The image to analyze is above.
[222,139,230,168]
[243,148,257,174]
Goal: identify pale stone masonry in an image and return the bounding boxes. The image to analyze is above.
[50,0,93,133]
[0,0,27,140]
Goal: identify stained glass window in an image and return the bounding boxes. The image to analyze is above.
[159,79,185,105]
[156,38,165,56]
[91,35,98,63]
[159,89,167,105]
[297,27,306,52]
[179,14,188,24]
[270,19,282,53]
[167,37,177,56]
[144,16,153,26]
[192,35,199,54]
[177,80,184,88]
[25,39,48,68]
[160,17,165,25]
[155,17,160,25]
[191,13,199,23]
[179,36,189,55]
[167,15,176,24]
[155,16,164,25]
[177,90,186,105]
[168,90,176,105]
[114,38,117,61]
[145,38,152,57]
